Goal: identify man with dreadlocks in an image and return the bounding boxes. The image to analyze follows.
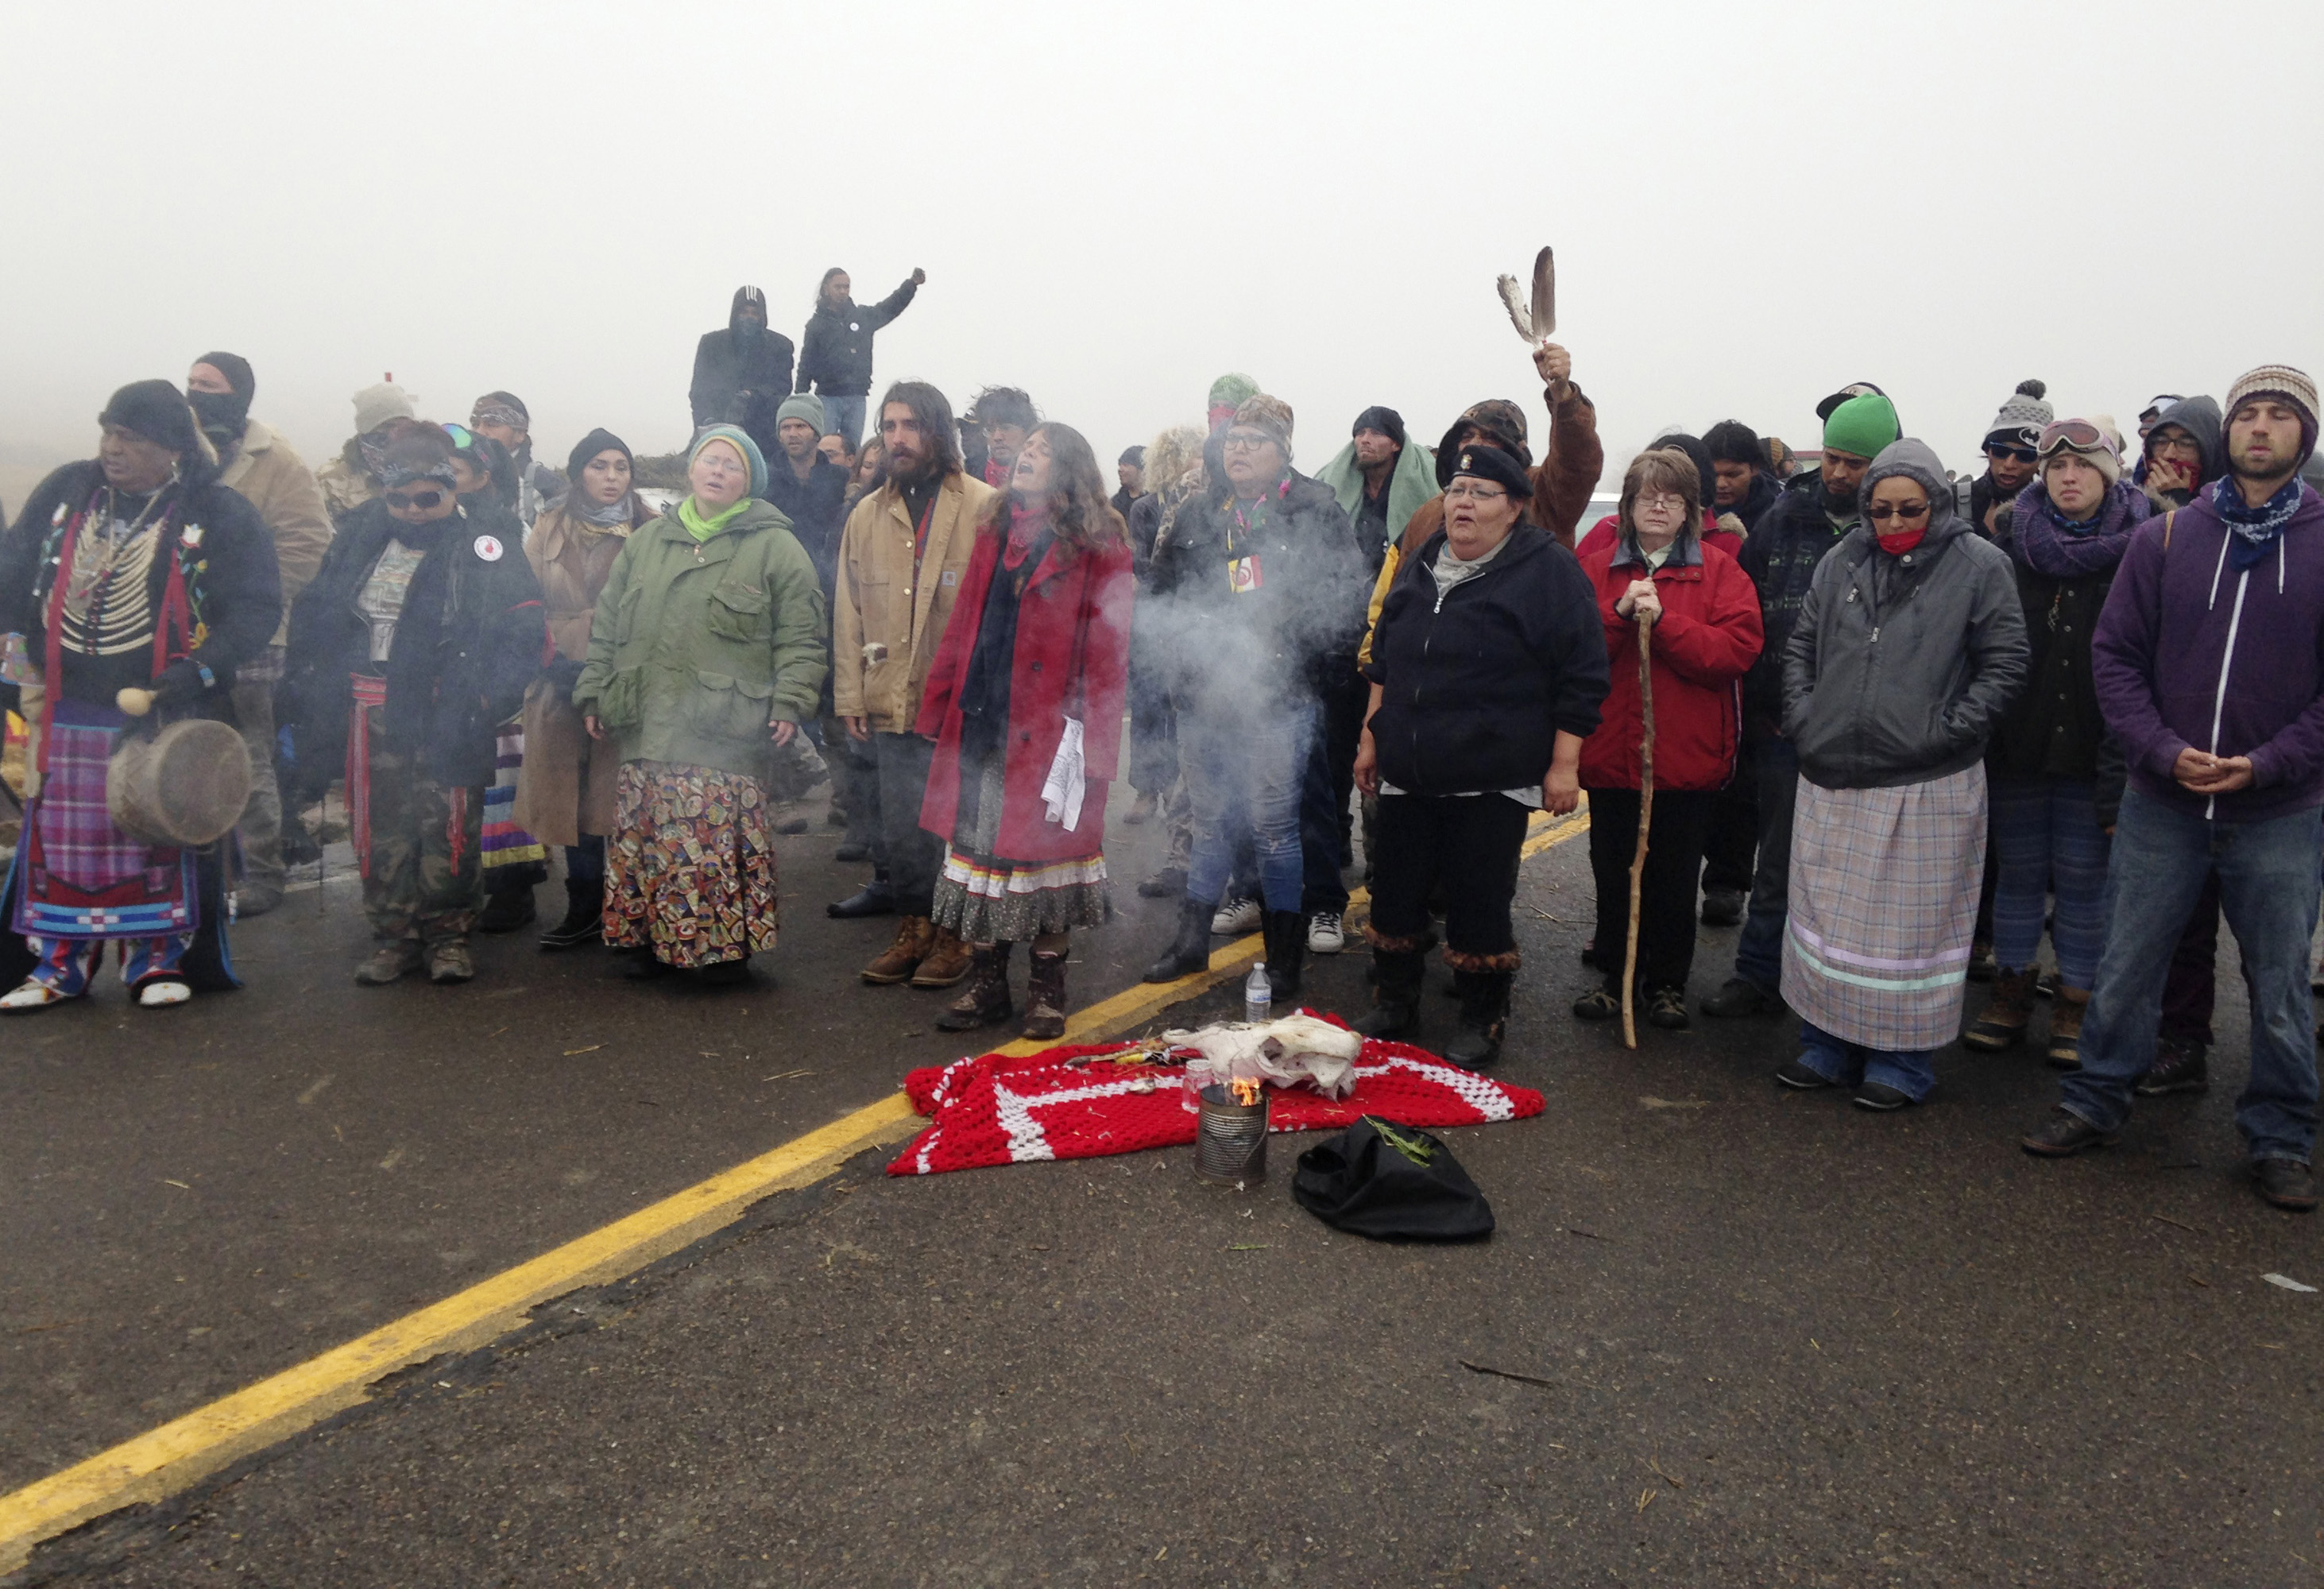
[0,381,282,1011]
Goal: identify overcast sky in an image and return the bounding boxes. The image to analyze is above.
[5,0,2322,492]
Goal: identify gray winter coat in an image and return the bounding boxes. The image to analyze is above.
[1781,439,2028,791]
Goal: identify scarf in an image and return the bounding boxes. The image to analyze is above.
[574,493,639,528]
[679,494,750,543]
[1006,500,1050,563]
[2010,480,2144,580]
[2215,474,2303,570]
[1877,528,1927,555]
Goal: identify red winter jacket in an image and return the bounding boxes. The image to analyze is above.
[1574,511,1743,564]
[915,528,1134,862]
[1576,536,1764,792]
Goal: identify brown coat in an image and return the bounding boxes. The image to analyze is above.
[512,504,632,845]
[218,419,333,645]
[831,470,997,731]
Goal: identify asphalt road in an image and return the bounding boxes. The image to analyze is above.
[6,789,2322,1587]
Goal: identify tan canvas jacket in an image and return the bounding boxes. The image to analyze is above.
[830,470,996,731]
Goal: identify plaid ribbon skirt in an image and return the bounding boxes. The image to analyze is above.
[481,722,547,871]
[1781,764,1986,1051]
[9,700,197,940]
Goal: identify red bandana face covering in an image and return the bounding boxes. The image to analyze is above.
[1877,528,1927,555]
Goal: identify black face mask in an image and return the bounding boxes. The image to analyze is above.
[735,316,767,346]
[188,387,250,442]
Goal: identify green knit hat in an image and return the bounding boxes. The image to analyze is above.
[1823,393,1901,461]
[1207,372,1259,412]
[776,392,827,434]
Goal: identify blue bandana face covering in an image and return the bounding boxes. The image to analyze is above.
[2214,474,2303,570]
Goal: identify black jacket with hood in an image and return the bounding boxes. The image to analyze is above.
[284,497,545,789]
[795,278,918,399]
[690,288,796,435]
[2140,394,2224,508]
[1147,468,1367,708]
[1363,523,1608,796]
[1735,469,1855,736]
[1781,439,2028,791]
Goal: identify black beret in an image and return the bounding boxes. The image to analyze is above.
[1448,443,1531,501]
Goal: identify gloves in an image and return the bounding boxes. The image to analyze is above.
[150,658,215,707]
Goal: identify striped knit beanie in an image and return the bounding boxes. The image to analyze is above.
[2222,365,2319,465]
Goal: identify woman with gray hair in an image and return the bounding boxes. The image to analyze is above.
[1777,438,2028,1109]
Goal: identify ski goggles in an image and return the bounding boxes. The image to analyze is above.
[2036,419,2117,461]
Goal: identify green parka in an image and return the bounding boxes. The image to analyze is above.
[573,499,828,786]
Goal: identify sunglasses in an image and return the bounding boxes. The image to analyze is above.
[1866,501,1930,522]
[1985,443,2038,464]
[384,489,446,511]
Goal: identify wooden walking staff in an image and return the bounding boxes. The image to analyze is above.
[1622,610,1656,1049]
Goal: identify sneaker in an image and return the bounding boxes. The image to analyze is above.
[1699,889,1745,927]
[1307,911,1344,954]
[1644,987,1690,1030]
[0,979,77,1013]
[1852,1081,1916,1112]
[1571,988,1621,1022]
[427,941,476,984]
[1211,895,1262,935]
[2135,1038,2209,1096]
[1776,1058,1839,1091]
[2252,1157,2318,1213]
[1702,976,1781,1019]
[134,980,193,1009]
[2020,1106,2118,1157]
[355,941,424,985]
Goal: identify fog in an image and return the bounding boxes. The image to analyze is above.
[4,0,2321,502]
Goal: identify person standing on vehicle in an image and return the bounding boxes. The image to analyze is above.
[796,267,923,454]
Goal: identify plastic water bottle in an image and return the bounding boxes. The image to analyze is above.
[1244,961,1272,1023]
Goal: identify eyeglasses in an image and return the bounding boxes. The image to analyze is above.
[1635,490,1688,512]
[385,489,446,511]
[1444,482,1507,503]
[1985,443,2038,464]
[1220,431,1274,453]
[1865,501,1929,522]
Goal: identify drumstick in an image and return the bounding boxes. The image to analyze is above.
[116,687,156,717]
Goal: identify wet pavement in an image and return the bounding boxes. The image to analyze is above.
[6,791,2321,1586]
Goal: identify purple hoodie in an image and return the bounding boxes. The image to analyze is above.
[2092,481,2324,822]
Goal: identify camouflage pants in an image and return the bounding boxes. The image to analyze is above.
[361,717,485,947]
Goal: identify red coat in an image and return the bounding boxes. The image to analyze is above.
[1576,538,1763,791]
[915,531,1134,860]
[1575,511,1743,563]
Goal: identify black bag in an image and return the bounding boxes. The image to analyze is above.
[1292,1116,1494,1242]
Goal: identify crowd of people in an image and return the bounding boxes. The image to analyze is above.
[2,271,2319,1215]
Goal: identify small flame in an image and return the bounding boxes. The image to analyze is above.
[1230,1077,1263,1108]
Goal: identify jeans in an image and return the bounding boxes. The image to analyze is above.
[821,394,868,454]
[1321,670,1370,869]
[1182,698,1317,913]
[1586,787,1717,995]
[1733,735,1800,992]
[1299,711,1351,915]
[872,731,942,916]
[1989,777,2110,987]
[1796,1019,1938,1101]
[2062,786,2322,1163]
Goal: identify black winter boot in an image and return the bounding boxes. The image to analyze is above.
[1262,910,1307,1007]
[1353,948,1425,1040]
[1143,899,1216,983]
[539,878,604,950]
[1444,969,1514,1069]
[478,876,538,932]
[936,944,1016,1031]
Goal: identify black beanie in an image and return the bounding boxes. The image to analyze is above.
[567,427,633,483]
[195,351,254,400]
[100,380,203,458]
[1351,405,1407,449]
[1448,443,1532,501]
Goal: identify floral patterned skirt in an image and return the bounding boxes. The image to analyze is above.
[930,756,1109,944]
[605,760,777,967]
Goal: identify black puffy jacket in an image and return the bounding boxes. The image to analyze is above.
[1363,525,1607,795]
[795,279,918,399]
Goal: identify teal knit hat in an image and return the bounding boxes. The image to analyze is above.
[776,392,827,435]
[691,423,768,497]
[1823,393,1901,461]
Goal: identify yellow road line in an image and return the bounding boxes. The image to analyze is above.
[0,806,1591,1570]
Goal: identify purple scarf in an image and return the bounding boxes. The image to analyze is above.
[2006,479,2150,580]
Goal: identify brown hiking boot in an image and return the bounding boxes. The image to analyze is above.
[1021,949,1068,1040]
[1962,965,2037,1050]
[862,916,934,984]
[2046,986,2090,1069]
[935,944,1015,1032]
[911,925,973,988]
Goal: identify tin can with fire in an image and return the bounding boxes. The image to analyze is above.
[1193,1082,1268,1186]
